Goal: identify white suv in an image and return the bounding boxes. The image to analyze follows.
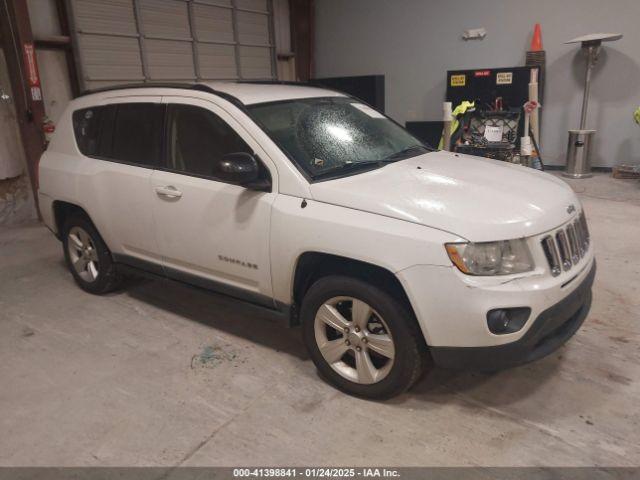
[38,82,595,399]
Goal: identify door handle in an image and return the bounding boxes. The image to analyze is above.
[155,185,183,199]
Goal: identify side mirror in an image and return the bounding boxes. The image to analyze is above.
[216,152,270,191]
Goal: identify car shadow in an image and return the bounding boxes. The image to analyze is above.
[396,352,564,408]
[122,275,309,361]
[91,268,564,406]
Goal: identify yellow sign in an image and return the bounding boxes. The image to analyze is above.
[450,74,466,87]
[496,72,513,85]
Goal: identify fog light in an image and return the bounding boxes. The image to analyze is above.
[487,307,531,334]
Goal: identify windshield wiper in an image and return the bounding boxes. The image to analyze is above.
[383,144,429,161]
[312,145,430,180]
[313,159,397,179]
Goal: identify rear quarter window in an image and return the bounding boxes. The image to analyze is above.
[72,107,103,156]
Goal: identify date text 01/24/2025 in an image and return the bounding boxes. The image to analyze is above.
[232,468,400,478]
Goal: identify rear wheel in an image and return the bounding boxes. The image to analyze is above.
[62,213,122,294]
[301,275,429,399]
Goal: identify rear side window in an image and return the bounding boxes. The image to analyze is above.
[72,107,103,156]
[96,105,117,158]
[72,102,164,167]
[111,103,164,167]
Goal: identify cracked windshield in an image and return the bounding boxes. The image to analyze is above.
[248,97,429,180]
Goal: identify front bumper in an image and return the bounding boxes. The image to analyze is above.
[430,260,595,370]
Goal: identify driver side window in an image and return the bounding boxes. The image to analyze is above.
[166,104,252,179]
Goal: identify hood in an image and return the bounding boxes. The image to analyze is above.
[309,151,579,242]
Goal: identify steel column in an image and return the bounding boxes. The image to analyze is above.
[0,0,46,213]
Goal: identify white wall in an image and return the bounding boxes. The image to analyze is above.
[314,0,640,167]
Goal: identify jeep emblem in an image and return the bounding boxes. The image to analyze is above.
[567,204,576,214]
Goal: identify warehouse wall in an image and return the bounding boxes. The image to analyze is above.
[314,0,640,167]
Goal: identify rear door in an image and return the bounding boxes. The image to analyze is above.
[150,96,277,306]
[74,97,165,269]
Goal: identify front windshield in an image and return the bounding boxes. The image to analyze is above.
[247,97,430,180]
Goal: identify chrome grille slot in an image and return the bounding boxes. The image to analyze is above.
[573,219,585,257]
[541,235,561,276]
[556,230,572,271]
[579,212,590,250]
[566,223,580,265]
[540,213,591,276]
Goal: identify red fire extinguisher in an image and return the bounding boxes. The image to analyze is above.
[42,116,55,146]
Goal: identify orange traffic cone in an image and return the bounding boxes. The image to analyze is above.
[526,23,546,141]
[530,23,543,51]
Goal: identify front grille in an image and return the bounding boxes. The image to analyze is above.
[541,212,590,276]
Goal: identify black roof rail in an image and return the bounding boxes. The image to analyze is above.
[237,80,310,86]
[206,88,247,110]
[77,82,246,107]
[78,82,204,97]
[76,80,349,110]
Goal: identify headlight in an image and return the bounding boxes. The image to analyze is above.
[445,239,533,276]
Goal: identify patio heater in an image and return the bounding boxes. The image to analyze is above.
[563,33,623,178]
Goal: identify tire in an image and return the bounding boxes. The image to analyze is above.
[62,212,123,294]
[301,275,430,399]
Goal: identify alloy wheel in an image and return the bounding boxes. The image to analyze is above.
[314,296,395,384]
[67,226,100,282]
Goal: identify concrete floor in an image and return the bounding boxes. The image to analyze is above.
[0,175,37,226]
[0,173,638,467]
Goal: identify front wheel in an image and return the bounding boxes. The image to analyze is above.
[301,276,429,399]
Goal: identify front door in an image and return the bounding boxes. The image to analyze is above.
[151,97,276,306]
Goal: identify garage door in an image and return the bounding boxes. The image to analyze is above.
[67,0,276,90]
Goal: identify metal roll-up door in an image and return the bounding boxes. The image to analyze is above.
[67,0,276,90]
